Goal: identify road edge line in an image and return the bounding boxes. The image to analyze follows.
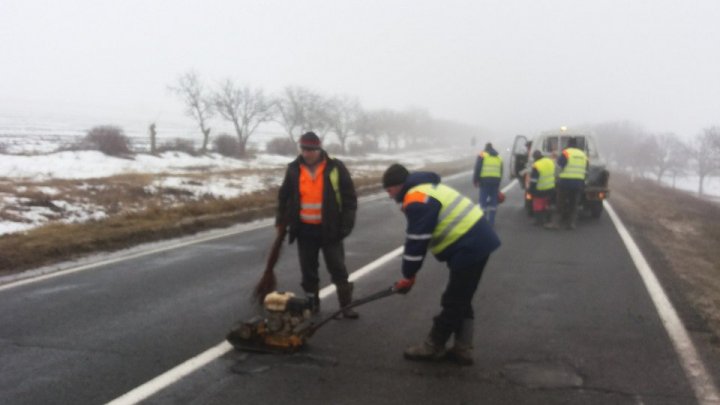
[104,246,405,405]
[605,201,720,404]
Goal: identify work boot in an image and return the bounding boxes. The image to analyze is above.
[568,215,577,230]
[335,282,359,319]
[446,319,474,366]
[305,290,320,314]
[543,218,559,230]
[533,212,544,226]
[404,334,446,362]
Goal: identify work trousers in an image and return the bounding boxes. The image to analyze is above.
[297,224,350,293]
[556,187,581,225]
[479,183,499,226]
[432,254,490,344]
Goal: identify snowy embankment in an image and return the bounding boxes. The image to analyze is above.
[0,148,470,236]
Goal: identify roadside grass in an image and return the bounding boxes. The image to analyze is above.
[610,172,720,348]
[0,158,472,276]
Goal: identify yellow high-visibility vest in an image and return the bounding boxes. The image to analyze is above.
[329,166,341,209]
[559,148,587,180]
[404,183,483,255]
[479,153,502,179]
[533,157,556,191]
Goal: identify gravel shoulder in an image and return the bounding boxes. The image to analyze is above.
[609,172,720,351]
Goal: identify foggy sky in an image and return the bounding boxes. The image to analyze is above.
[1,0,719,139]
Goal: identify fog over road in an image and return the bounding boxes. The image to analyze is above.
[1,173,718,404]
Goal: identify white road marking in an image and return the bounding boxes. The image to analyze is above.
[104,245,404,405]
[0,171,493,292]
[0,219,274,292]
[606,201,720,405]
[105,177,517,405]
[105,342,235,405]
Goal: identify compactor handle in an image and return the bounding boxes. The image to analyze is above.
[303,286,397,337]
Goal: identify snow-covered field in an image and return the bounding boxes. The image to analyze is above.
[657,174,720,199]
[3,133,718,237]
[0,134,472,236]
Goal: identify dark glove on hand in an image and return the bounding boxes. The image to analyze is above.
[394,277,415,294]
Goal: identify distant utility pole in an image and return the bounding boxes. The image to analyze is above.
[149,123,157,154]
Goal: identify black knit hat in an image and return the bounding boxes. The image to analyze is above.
[382,163,409,188]
[299,131,321,150]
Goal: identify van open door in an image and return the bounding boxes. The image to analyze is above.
[509,134,529,186]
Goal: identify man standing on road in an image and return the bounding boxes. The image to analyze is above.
[529,150,556,226]
[473,142,503,227]
[383,163,501,365]
[550,137,588,230]
[276,132,359,318]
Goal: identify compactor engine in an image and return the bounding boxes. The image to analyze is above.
[226,291,314,353]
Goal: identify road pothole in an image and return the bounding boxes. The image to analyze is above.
[229,352,338,375]
[502,361,583,389]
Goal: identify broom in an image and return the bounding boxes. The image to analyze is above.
[252,225,287,306]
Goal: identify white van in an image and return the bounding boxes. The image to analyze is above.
[509,129,610,218]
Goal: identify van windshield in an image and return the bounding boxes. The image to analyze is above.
[543,135,594,157]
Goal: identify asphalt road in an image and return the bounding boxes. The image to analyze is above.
[1,173,718,404]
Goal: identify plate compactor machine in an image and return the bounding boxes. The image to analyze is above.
[226,287,396,353]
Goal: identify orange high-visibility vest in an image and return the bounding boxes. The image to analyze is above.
[299,160,327,224]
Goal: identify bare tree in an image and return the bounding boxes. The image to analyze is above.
[275,86,317,143]
[168,71,213,153]
[326,95,362,154]
[213,80,274,157]
[643,132,684,182]
[351,111,382,153]
[373,109,403,151]
[586,120,647,170]
[400,108,432,148]
[666,138,691,188]
[301,91,333,142]
[691,126,720,195]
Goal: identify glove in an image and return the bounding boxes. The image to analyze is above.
[394,277,415,294]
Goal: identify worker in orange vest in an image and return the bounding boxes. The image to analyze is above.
[276,132,359,318]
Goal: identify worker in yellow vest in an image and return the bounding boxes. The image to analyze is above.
[383,164,501,365]
[276,132,359,318]
[550,137,588,230]
[529,150,556,226]
[473,143,503,227]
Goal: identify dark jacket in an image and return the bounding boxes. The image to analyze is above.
[473,146,503,187]
[276,151,357,245]
[395,171,501,278]
[556,148,588,190]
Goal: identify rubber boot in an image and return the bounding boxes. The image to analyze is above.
[568,216,577,230]
[335,282,359,319]
[305,289,320,314]
[446,319,474,366]
[568,208,578,229]
[404,329,447,361]
[544,216,560,230]
[533,211,544,226]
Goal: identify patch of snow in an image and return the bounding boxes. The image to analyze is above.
[657,174,720,197]
[0,141,474,236]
